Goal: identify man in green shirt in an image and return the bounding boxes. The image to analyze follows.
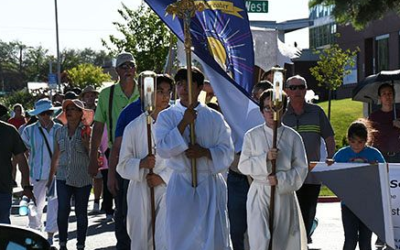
[88,52,139,250]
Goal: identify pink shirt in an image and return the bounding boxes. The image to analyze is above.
[98,125,109,170]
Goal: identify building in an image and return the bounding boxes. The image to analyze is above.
[336,11,400,99]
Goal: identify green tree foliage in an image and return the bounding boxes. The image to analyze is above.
[0,40,112,92]
[60,48,112,71]
[309,0,400,30]
[66,64,111,89]
[0,89,37,111]
[103,3,175,73]
[310,43,359,119]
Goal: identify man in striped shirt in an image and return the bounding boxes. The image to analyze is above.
[282,75,335,245]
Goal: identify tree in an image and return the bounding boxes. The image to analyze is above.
[23,46,50,83]
[0,89,37,111]
[309,0,400,30]
[310,43,358,120]
[102,3,175,73]
[66,63,112,89]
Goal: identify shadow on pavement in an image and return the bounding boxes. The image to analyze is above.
[53,214,114,242]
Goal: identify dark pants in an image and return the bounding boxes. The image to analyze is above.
[57,180,91,248]
[115,173,131,250]
[0,193,11,224]
[227,170,250,250]
[296,183,321,243]
[342,204,372,250]
[100,169,114,215]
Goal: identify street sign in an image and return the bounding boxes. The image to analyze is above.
[246,0,268,13]
[48,73,57,89]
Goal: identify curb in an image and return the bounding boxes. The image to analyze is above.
[318,196,340,203]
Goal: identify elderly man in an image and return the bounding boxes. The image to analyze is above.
[22,98,62,245]
[282,75,335,245]
[88,52,140,249]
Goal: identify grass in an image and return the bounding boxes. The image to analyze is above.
[320,185,335,197]
[316,98,364,197]
[317,98,364,149]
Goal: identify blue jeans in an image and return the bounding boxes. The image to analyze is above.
[115,173,131,250]
[227,170,250,250]
[342,204,372,250]
[0,193,12,224]
[57,180,91,248]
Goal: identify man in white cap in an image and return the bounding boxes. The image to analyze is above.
[21,98,62,245]
[88,52,140,249]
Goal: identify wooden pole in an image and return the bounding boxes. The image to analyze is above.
[147,117,156,250]
[268,68,285,250]
[268,117,278,250]
[141,71,158,250]
[166,0,204,187]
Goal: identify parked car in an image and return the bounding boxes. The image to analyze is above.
[0,223,56,250]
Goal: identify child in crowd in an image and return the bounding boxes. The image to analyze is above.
[333,119,385,250]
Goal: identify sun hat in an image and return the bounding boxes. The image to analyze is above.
[28,98,58,116]
[116,52,136,68]
[57,99,94,126]
[79,85,99,98]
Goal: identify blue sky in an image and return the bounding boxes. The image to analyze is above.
[0,0,309,55]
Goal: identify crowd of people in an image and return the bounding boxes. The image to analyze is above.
[0,51,396,250]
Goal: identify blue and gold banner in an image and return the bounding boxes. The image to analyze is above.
[146,0,260,151]
[145,0,254,94]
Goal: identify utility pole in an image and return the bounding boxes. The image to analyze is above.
[54,0,61,91]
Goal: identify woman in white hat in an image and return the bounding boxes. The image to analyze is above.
[47,99,94,250]
[21,98,61,245]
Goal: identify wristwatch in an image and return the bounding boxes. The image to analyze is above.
[23,185,33,191]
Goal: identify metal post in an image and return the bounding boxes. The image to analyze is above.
[54,0,61,91]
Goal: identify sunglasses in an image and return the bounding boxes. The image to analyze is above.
[119,63,135,70]
[287,85,306,91]
[39,111,53,116]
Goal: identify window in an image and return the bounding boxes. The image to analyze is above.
[375,34,389,72]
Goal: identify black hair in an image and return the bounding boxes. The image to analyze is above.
[157,73,174,89]
[174,67,205,87]
[378,83,394,96]
[347,119,375,146]
[253,80,273,93]
[207,102,221,112]
[259,89,288,113]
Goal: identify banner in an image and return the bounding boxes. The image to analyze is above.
[145,0,261,151]
[389,164,400,248]
[312,162,395,249]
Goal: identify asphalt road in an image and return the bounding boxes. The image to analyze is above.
[10,192,379,250]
